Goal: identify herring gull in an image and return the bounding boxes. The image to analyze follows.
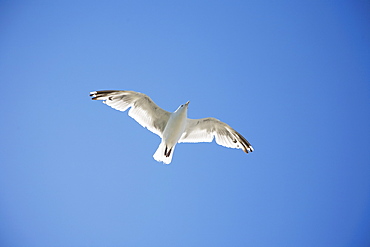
[90,90,254,164]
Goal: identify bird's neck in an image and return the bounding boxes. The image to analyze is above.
[174,108,187,117]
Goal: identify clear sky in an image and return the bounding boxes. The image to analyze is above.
[1,1,369,246]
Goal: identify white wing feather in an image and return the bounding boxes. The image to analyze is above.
[90,90,170,137]
[179,118,254,153]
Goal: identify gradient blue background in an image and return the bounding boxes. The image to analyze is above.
[1,1,369,246]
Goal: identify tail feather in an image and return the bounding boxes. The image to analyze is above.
[153,141,175,164]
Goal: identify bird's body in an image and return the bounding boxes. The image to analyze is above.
[90,90,253,164]
[153,102,188,164]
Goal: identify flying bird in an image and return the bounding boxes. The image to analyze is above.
[90,90,254,164]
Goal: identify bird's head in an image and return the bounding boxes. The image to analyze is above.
[179,101,190,108]
[175,101,190,113]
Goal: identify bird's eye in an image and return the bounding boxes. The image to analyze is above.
[181,105,184,107]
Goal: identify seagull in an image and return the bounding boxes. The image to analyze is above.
[90,90,254,164]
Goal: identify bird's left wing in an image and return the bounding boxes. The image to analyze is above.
[179,117,254,153]
[90,90,170,137]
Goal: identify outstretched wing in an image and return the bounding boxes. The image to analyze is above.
[179,117,254,153]
[90,90,170,137]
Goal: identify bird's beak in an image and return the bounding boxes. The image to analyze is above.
[185,101,190,106]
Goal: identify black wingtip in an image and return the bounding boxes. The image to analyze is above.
[234,130,254,154]
[89,91,97,99]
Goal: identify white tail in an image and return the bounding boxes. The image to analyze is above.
[153,141,176,164]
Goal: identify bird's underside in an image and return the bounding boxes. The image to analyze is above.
[90,90,254,164]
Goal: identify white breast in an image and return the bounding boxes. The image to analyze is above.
[162,109,187,146]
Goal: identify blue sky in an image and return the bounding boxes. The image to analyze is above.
[1,1,369,246]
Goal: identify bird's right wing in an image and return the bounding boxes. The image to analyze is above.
[90,90,170,137]
[179,117,254,153]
